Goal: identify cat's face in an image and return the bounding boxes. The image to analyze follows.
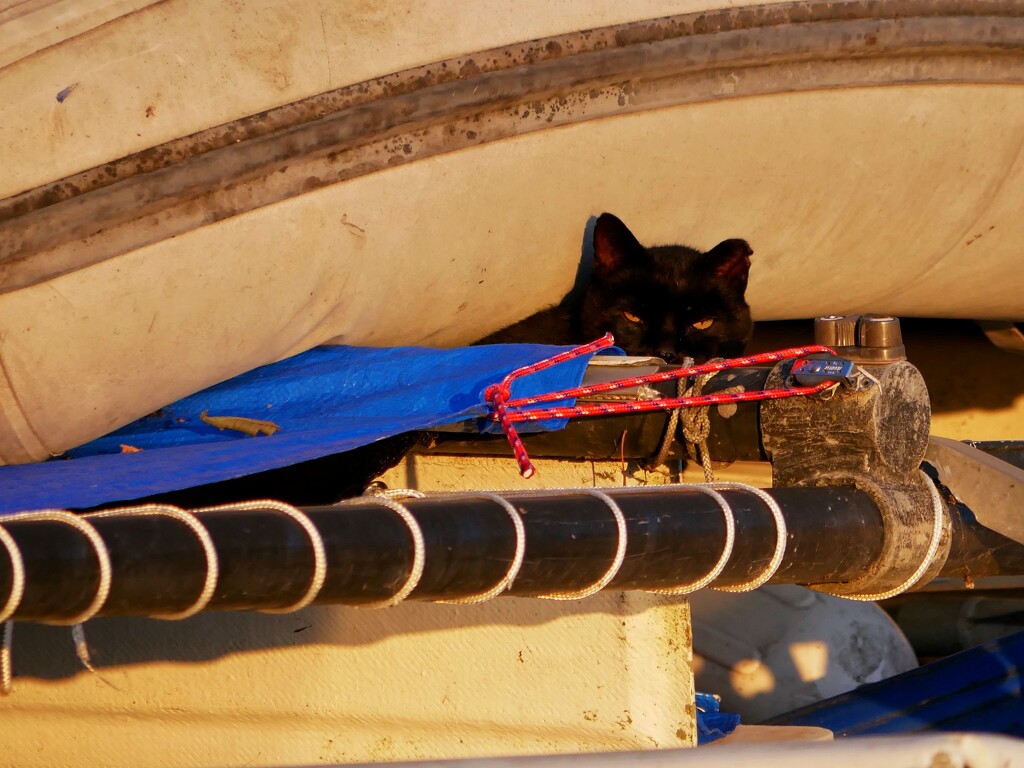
[580,214,753,363]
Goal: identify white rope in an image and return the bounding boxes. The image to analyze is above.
[709,483,788,592]
[838,469,946,602]
[363,488,427,501]
[0,511,111,691]
[512,488,628,601]
[0,523,25,623]
[609,484,737,595]
[191,501,326,614]
[359,486,628,601]
[0,522,20,696]
[2,511,111,626]
[0,621,11,696]
[87,504,219,620]
[71,623,96,673]
[377,483,756,596]
[678,362,745,484]
[336,496,425,607]
[594,481,785,593]
[647,362,692,471]
[437,493,526,604]
[64,623,118,690]
[680,372,716,484]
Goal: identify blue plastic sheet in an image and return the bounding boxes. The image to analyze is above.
[768,629,1024,736]
[0,343,614,514]
[696,692,741,745]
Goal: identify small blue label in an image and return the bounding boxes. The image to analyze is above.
[792,357,856,384]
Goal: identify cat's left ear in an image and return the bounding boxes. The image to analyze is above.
[592,213,648,278]
[705,239,753,289]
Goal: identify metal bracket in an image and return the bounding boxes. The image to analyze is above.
[978,321,1024,355]
[925,436,1024,546]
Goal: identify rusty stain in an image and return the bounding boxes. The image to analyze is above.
[5,0,958,220]
[966,224,996,246]
[3,1,1021,292]
[55,83,78,103]
[145,105,156,118]
[340,215,366,237]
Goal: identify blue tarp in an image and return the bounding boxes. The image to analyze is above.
[768,629,1024,736]
[696,692,741,745]
[0,343,614,514]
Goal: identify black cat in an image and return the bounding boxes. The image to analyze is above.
[129,214,753,509]
[481,212,753,363]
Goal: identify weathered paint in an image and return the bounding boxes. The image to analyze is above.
[0,587,696,766]
[2,2,1023,291]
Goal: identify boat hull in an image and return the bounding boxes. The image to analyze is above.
[1,1,1023,459]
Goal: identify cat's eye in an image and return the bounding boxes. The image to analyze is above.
[692,318,714,330]
[623,311,642,324]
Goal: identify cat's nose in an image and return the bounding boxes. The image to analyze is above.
[658,348,678,363]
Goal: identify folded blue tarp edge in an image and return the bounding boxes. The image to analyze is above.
[0,343,612,514]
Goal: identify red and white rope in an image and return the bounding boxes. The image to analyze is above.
[485,336,838,477]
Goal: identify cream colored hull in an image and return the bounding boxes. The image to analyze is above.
[2,1,1023,461]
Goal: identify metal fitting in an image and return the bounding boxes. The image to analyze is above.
[814,313,907,363]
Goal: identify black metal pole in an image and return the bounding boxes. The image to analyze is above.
[0,486,871,620]
[2,484,1020,622]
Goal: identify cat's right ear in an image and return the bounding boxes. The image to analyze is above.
[705,238,753,290]
[592,213,646,278]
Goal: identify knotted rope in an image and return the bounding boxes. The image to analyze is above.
[486,335,837,478]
